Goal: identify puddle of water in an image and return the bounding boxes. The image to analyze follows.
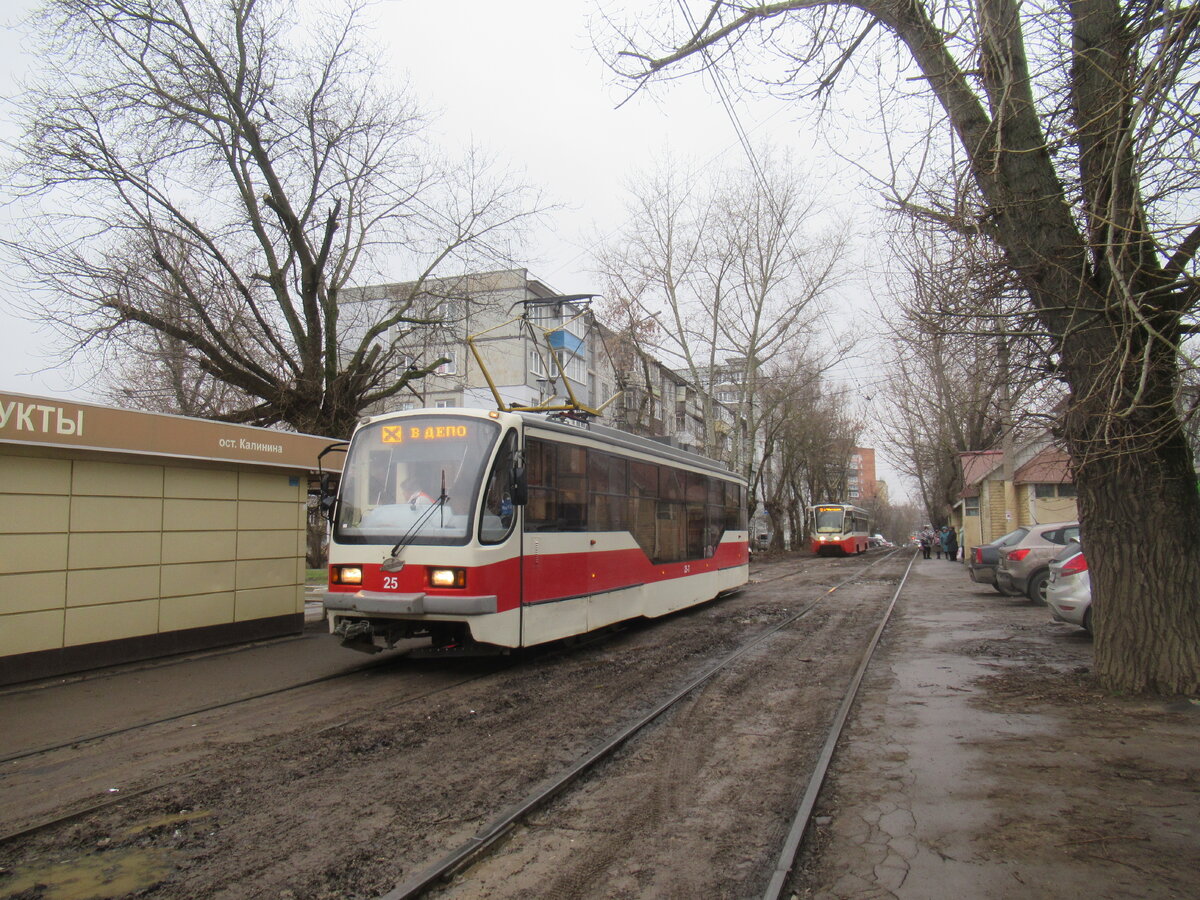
[1,847,173,899]
[121,809,212,837]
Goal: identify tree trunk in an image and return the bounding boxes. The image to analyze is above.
[1072,441,1200,695]
[1063,334,1200,695]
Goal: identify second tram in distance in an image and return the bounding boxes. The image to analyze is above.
[810,503,872,555]
[323,408,750,654]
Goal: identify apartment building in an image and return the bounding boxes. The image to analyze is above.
[342,269,730,454]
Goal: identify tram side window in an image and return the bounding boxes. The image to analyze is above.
[525,438,557,531]
[557,443,587,531]
[655,465,689,563]
[524,438,588,532]
[629,460,658,553]
[724,483,746,532]
[588,451,629,531]
[686,471,710,559]
[706,478,725,557]
[479,430,518,544]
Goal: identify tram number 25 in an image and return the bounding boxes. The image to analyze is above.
[382,576,399,590]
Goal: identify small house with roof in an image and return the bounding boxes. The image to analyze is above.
[954,438,1077,551]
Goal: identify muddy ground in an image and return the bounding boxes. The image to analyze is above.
[1,551,1197,899]
[0,553,902,898]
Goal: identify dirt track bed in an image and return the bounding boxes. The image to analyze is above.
[0,553,908,900]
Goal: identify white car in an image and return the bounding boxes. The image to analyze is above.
[1046,543,1092,633]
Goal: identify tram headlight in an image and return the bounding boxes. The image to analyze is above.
[330,565,363,585]
[428,567,466,588]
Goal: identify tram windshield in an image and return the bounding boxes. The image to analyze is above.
[334,415,500,545]
[814,506,846,533]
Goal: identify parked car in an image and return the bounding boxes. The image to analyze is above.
[1046,542,1091,633]
[968,527,1029,593]
[996,521,1082,603]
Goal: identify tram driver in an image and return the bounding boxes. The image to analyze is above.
[403,474,434,509]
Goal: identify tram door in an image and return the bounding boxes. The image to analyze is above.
[520,438,590,644]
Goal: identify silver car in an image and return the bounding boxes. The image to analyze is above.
[1046,543,1091,633]
[995,521,1081,603]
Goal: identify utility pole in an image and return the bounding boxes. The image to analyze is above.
[998,329,1018,536]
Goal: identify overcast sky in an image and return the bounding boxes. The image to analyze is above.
[0,0,911,500]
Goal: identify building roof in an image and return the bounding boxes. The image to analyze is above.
[956,444,1073,499]
[1,391,343,471]
[958,450,1003,498]
[1013,447,1072,484]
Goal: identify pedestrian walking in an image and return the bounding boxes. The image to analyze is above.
[919,527,933,560]
[934,525,944,559]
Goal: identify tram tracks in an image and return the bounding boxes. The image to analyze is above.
[378,549,916,899]
[0,615,686,846]
[0,661,509,845]
[0,550,915,897]
[0,551,885,773]
[0,652,398,767]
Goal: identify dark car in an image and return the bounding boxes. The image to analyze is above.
[968,527,1029,593]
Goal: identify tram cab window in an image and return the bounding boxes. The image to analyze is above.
[814,506,846,533]
[334,415,497,546]
[480,430,518,544]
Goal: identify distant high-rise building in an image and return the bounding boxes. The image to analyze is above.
[848,447,878,502]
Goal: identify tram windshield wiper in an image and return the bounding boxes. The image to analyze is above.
[382,470,450,571]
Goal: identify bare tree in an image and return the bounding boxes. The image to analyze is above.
[756,356,861,548]
[879,214,1050,522]
[606,0,1200,694]
[5,0,545,438]
[593,150,848,509]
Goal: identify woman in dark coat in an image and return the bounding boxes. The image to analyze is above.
[941,525,959,561]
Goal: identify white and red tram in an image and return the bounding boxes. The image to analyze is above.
[323,408,749,653]
[810,503,872,555]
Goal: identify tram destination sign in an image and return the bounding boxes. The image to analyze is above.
[380,423,471,443]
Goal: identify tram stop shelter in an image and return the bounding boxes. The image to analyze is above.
[0,391,342,687]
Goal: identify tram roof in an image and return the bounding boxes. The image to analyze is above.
[357,407,742,481]
[515,411,740,480]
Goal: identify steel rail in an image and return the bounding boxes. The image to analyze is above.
[0,653,406,766]
[762,548,919,898]
[0,668,505,846]
[376,550,902,900]
[1,550,883,769]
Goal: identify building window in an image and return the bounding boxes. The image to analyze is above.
[965,496,979,516]
[435,350,458,376]
[561,351,587,384]
[530,347,547,377]
[434,399,453,409]
[1034,483,1076,498]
